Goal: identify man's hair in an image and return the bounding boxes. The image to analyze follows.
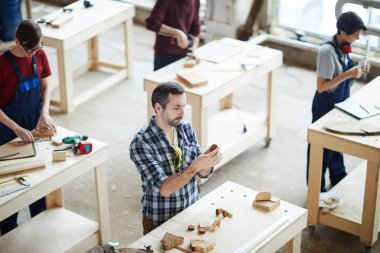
[151,81,185,110]
[336,11,367,35]
[16,20,42,50]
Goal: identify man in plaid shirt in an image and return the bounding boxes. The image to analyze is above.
[130,81,221,235]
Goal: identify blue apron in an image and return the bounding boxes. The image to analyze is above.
[0,50,42,146]
[311,40,354,122]
[307,39,354,192]
[0,50,45,235]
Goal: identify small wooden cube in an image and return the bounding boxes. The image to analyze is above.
[51,136,62,146]
[52,151,66,162]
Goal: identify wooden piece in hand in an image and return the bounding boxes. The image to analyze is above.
[252,197,280,212]
[177,70,208,88]
[190,239,216,253]
[33,128,55,138]
[324,120,380,136]
[161,232,184,250]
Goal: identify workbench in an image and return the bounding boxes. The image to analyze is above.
[307,77,380,251]
[0,127,110,253]
[40,0,135,113]
[127,181,307,253]
[144,38,282,169]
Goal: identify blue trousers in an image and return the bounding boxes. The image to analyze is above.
[0,197,46,235]
[307,145,347,192]
[154,54,186,71]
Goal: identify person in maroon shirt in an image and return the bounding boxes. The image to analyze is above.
[0,20,55,236]
[146,0,201,70]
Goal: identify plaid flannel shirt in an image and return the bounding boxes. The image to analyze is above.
[130,116,213,225]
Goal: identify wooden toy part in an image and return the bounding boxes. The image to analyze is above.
[252,197,281,212]
[187,224,195,231]
[198,227,206,234]
[190,239,216,253]
[209,218,221,232]
[210,144,218,151]
[215,208,233,218]
[161,232,184,250]
[255,191,271,201]
[33,128,55,138]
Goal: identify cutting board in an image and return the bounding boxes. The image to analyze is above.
[177,70,208,88]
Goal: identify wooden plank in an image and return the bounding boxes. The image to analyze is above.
[284,232,301,253]
[0,208,99,253]
[88,37,99,71]
[124,18,134,77]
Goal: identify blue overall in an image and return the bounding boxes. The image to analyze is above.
[307,39,354,192]
[0,50,46,235]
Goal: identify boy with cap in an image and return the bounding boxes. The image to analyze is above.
[307,11,370,192]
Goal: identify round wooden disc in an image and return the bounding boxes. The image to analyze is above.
[324,121,380,136]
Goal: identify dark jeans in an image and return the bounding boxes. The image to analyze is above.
[0,197,46,236]
[142,214,158,235]
[154,54,186,71]
[307,144,347,192]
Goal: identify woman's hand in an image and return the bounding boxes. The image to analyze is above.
[36,113,56,133]
[14,125,34,143]
[348,65,363,79]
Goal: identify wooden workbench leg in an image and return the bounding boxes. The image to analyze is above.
[56,47,74,113]
[145,88,155,123]
[25,0,32,19]
[360,161,380,245]
[266,71,276,141]
[191,97,208,151]
[46,188,64,208]
[220,94,233,110]
[307,144,323,225]
[284,232,301,253]
[88,37,99,71]
[95,162,111,245]
[124,18,134,78]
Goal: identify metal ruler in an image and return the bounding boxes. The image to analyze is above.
[0,176,31,198]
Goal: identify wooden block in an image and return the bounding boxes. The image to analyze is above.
[49,12,74,29]
[33,128,55,138]
[183,59,197,68]
[161,232,184,250]
[177,70,208,88]
[255,191,272,201]
[51,136,62,146]
[52,151,66,162]
[190,239,215,253]
[252,198,280,212]
[0,157,45,176]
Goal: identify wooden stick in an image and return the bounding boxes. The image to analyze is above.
[175,245,193,253]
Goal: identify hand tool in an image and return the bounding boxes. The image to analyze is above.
[0,175,31,198]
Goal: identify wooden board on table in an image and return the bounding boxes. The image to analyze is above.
[177,70,208,88]
[49,12,74,29]
[195,40,244,64]
[0,141,36,161]
[0,156,45,176]
[324,121,380,136]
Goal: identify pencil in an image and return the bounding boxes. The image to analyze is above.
[359,104,370,114]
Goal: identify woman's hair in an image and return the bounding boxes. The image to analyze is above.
[16,20,42,49]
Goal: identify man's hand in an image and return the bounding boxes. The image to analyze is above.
[13,125,34,143]
[348,65,363,79]
[191,146,222,172]
[36,113,56,133]
[173,29,189,49]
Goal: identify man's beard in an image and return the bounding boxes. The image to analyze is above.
[167,117,183,127]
